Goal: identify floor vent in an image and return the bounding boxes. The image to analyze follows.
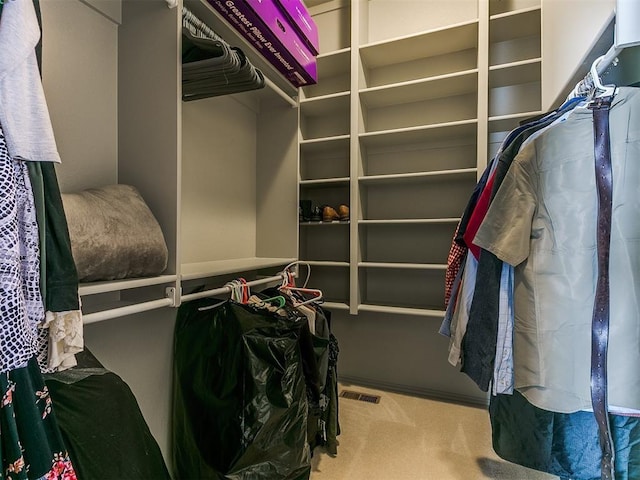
[339,390,381,404]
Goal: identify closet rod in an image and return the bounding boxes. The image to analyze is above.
[181,273,288,302]
[264,77,299,108]
[83,298,174,325]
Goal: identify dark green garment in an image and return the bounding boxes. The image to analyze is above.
[44,350,171,480]
[27,162,79,312]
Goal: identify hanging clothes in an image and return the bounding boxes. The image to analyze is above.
[0,126,43,374]
[0,1,79,478]
[258,287,341,455]
[172,298,311,480]
[444,86,640,479]
[474,88,640,414]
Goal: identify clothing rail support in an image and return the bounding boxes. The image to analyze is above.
[166,0,178,8]
[264,77,299,108]
[595,44,623,77]
[180,273,289,303]
[83,298,174,325]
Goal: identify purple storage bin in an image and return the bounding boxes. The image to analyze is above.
[207,0,318,87]
[273,0,319,55]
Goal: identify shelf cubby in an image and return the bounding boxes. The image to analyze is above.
[307,0,351,54]
[300,92,351,140]
[489,81,541,118]
[489,7,541,66]
[360,91,478,134]
[299,223,350,263]
[359,70,479,108]
[301,48,351,99]
[359,222,457,265]
[358,265,446,312]
[359,20,478,89]
[359,175,477,220]
[304,263,350,306]
[300,136,350,181]
[299,182,350,212]
[359,129,477,176]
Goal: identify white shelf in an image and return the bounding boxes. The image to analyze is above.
[300,177,350,186]
[181,257,296,281]
[301,135,350,146]
[359,120,477,148]
[300,91,350,116]
[359,218,460,225]
[359,262,448,270]
[301,47,350,99]
[316,47,351,77]
[79,275,178,296]
[489,58,541,88]
[489,0,541,17]
[321,301,350,311]
[360,20,479,69]
[305,260,350,267]
[359,168,477,184]
[360,70,478,108]
[488,110,544,132]
[300,221,350,226]
[358,304,446,317]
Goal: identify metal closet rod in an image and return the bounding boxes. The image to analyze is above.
[180,273,289,302]
[83,297,174,325]
[82,272,293,324]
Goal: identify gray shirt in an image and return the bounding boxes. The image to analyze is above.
[475,87,640,413]
[0,0,61,163]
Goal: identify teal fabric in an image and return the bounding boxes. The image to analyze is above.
[0,358,76,479]
[491,391,640,479]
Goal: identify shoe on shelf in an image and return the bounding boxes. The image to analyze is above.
[338,204,349,221]
[300,199,312,222]
[322,206,340,222]
[310,206,322,222]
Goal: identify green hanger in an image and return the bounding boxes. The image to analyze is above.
[262,295,286,309]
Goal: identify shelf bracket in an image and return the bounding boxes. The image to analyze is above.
[166,286,181,308]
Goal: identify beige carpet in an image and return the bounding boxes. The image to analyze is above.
[310,383,559,480]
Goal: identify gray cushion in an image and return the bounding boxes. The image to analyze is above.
[62,184,168,282]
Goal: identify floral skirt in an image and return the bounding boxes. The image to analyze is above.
[0,358,76,480]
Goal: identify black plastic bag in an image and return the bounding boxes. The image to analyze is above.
[172,299,311,480]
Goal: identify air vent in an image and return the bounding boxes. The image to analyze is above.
[339,390,381,404]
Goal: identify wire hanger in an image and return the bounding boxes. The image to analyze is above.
[589,55,618,99]
[278,262,323,307]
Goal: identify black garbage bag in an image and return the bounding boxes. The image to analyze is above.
[172,298,311,480]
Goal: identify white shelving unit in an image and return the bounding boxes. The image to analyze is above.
[488,3,542,158]
[299,0,542,317]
